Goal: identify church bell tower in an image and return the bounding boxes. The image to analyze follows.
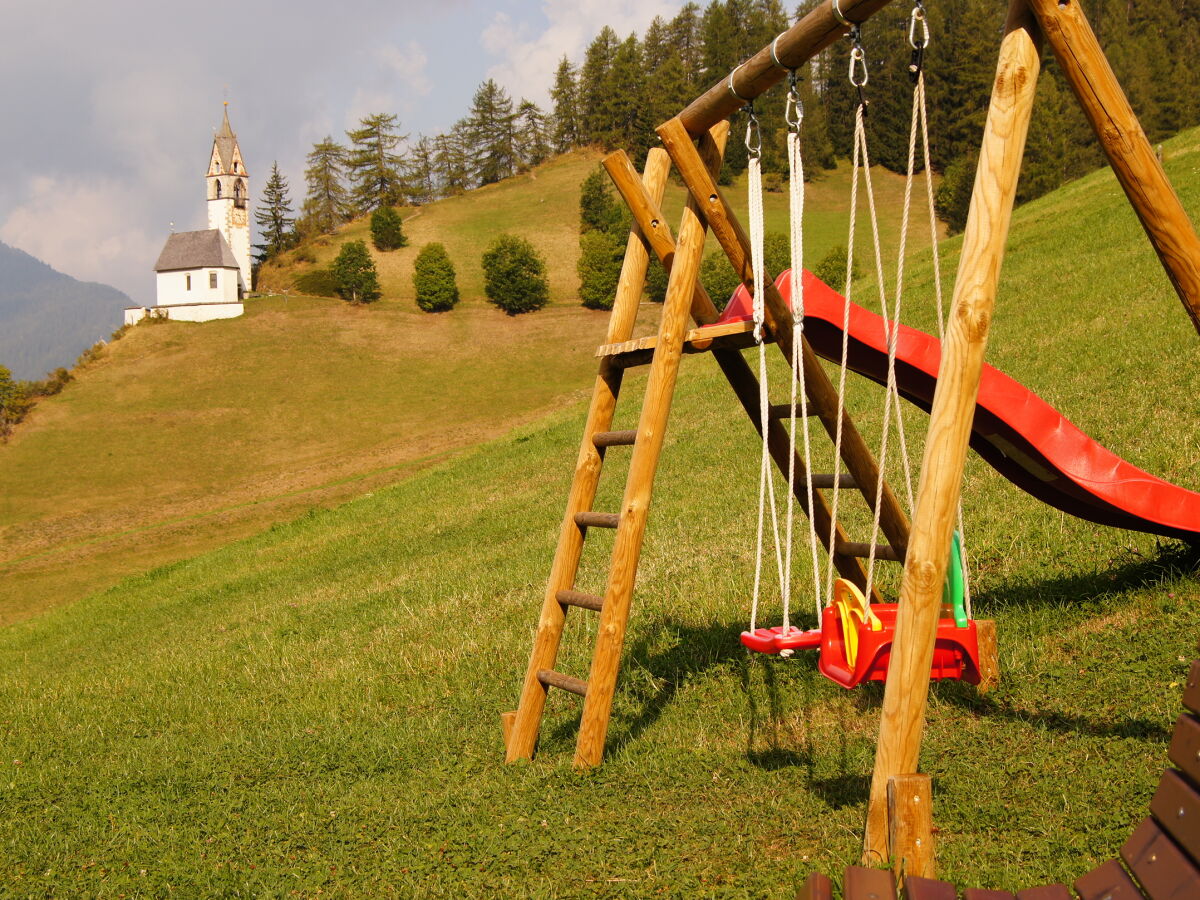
[206,103,251,295]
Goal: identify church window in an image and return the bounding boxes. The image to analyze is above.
[215,180,222,199]
[210,272,218,289]
[186,274,192,291]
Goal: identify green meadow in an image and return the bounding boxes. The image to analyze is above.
[1,127,1199,896]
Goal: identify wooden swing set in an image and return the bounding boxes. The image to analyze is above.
[503,0,1200,892]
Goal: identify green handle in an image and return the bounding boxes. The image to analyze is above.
[942,530,968,628]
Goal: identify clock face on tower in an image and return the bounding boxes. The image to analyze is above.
[232,207,248,227]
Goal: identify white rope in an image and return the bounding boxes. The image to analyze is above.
[788,124,822,628]
[748,141,786,633]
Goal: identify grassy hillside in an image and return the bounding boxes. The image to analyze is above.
[258,148,942,308]
[0,149,932,626]
[2,121,1199,899]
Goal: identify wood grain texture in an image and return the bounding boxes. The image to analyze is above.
[1168,714,1200,788]
[797,871,835,900]
[1025,0,1200,336]
[902,876,957,900]
[573,125,730,769]
[1150,768,1200,865]
[863,0,1043,862]
[844,865,899,900]
[1182,660,1200,715]
[505,150,672,762]
[889,774,935,881]
[677,0,898,137]
[1122,816,1200,899]
[1073,859,1148,900]
[974,619,1000,693]
[658,115,912,563]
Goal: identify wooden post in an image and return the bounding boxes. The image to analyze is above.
[658,117,912,562]
[975,619,1000,694]
[573,125,730,769]
[888,774,934,883]
[1025,0,1200,337]
[678,0,899,137]
[504,149,672,763]
[863,0,1043,863]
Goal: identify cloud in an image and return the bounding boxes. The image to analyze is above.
[0,176,165,305]
[482,0,679,107]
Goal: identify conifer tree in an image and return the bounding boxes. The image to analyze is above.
[515,99,551,171]
[330,240,381,303]
[252,161,296,264]
[412,243,459,312]
[604,35,651,161]
[579,27,620,144]
[549,57,581,153]
[405,135,438,206]
[468,79,517,185]
[346,113,408,213]
[434,126,472,196]
[670,3,704,90]
[301,137,351,236]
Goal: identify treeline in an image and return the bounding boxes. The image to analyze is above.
[255,0,1200,269]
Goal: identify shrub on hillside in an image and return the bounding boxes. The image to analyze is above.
[331,241,381,304]
[811,245,861,290]
[936,152,977,236]
[579,168,626,237]
[482,234,549,315]
[646,261,667,304]
[700,232,791,311]
[577,231,624,311]
[292,246,317,264]
[370,206,407,251]
[294,268,338,297]
[412,243,459,313]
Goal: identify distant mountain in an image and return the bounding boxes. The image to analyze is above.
[0,241,130,379]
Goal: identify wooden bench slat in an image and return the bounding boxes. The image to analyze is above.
[796,872,834,900]
[1073,859,1144,900]
[1150,768,1200,866]
[1014,886,1071,900]
[1182,660,1200,715]
[903,875,957,900]
[1122,816,1200,900]
[844,866,898,900]
[962,890,1017,900]
[1168,714,1200,788]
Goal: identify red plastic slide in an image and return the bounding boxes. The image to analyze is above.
[716,271,1200,543]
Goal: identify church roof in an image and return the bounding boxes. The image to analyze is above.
[154,230,239,272]
[212,105,239,172]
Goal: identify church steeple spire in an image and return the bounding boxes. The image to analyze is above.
[206,103,251,295]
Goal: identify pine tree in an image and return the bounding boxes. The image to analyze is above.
[370,206,407,251]
[577,231,625,310]
[346,113,408,213]
[412,243,460,312]
[434,126,472,196]
[549,57,581,153]
[252,161,296,264]
[603,35,651,160]
[670,3,704,90]
[579,27,620,144]
[300,137,351,236]
[468,79,517,185]
[405,135,438,206]
[579,167,625,236]
[515,100,551,171]
[482,235,549,314]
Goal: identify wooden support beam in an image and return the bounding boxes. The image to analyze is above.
[888,773,935,883]
[658,116,911,562]
[608,139,878,598]
[863,0,1043,863]
[573,125,731,769]
[1025,0,1200,336]
[505,149,672,763]
[974,619,1000,693]
[677,0,898,138]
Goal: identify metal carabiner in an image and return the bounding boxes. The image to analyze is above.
[744,106,762,157]
[909,2,930,50]
[849,37,868,87]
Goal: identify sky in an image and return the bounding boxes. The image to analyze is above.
[0,0,682,307]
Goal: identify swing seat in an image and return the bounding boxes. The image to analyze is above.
[817,603,981,689]
[740,624,823,654]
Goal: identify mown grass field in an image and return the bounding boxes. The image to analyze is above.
[0,150,929,628]
[2,128,1199,896]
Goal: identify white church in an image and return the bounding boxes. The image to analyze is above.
[126,104,252,325]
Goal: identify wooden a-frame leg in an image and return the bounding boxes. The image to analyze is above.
[862,0,1042,863]
[573,125,730,769]
[505,149,672,762]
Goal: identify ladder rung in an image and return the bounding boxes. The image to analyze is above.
[556,589,604,612]
[537,669,588,697]
[836,541,902,562]
[810,473,857,490]
[574,511,620,529]
[593,430,637,448]
[769,403,819,419]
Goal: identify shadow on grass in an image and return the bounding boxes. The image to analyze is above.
[975,539,1199,616]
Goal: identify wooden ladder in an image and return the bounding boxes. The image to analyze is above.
[503,123,911,769]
